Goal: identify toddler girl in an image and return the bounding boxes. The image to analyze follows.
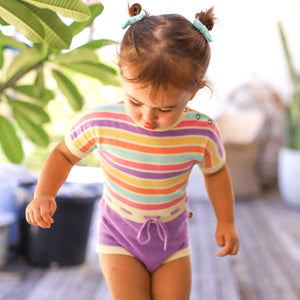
[26,3,239,300]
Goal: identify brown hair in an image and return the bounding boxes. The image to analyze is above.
[118,3,215,96]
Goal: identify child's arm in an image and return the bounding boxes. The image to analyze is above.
[202,163,239,257]
[25,140,81,228]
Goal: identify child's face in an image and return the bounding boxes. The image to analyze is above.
[122,79,193,130]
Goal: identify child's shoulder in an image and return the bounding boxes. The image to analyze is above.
[73,101,126,126]
[184,107,217,126]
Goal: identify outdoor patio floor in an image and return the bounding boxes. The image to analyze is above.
[1,179,300,300]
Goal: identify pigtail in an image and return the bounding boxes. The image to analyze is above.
[120,4,215,95]
[195,7,215,31]
[128,3,142,16]
[128,3,149,17]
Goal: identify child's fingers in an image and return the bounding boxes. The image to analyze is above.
[217,242,232,257]
[217,236,239,257]
[216,234,225,247]
[230,239,240,255]
[32,208,51,228]
[25,208,35,225]
[39,204,54,226]
[26,200,55,228]
[49,200,57,218]
[26,205,38,226]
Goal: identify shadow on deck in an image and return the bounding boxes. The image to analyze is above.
[1,187,300,300]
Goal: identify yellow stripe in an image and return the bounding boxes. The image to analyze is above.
[207,138,224,164]
[101,128,208,147]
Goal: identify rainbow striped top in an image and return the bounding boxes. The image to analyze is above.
[65,102,225,223]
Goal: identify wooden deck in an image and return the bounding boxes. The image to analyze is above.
[1,186,300,300]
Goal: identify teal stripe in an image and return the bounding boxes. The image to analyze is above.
[185,111,216,123]
[97,145,204,164]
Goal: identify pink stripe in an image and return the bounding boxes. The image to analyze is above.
[106,185,186,210]
[177,119,217,130]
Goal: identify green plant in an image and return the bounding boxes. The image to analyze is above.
[278,21,300,150]
[0,0,119,163]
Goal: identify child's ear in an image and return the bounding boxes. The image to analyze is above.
[189,82,206,100]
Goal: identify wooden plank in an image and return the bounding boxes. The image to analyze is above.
[255,200,300,299]
[1,189,300,300]
[23,264,104,300]
[189,201,219,300]
[231,207,261,300]
[1,266,45,300]
[233,197,300,300]
[189,200,241,300]
[235,202,287,300]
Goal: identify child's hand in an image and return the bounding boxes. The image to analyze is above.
[215,222,239,257]
[25,196,57,228]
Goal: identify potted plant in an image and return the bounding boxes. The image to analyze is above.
[0,0,119,164]
[277,21,300,207]
[0,0,117,264]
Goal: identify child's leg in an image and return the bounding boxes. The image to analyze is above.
[151,256,191,300]
[99,253,151,300]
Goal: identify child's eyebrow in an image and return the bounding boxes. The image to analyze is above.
[127,94,141,103]
[127,93,177,109]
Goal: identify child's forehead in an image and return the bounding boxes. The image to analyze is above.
[123,80,189,107]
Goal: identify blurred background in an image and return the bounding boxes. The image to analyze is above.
[0,1,300,299]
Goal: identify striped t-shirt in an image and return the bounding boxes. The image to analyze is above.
[65,102,225,223]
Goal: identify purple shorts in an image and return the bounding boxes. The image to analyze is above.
[97,199,190,273]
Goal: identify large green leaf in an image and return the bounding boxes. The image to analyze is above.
[0,115,24,163]
[52,70,83,111]
[6,47,41,80]
[69,3,104,36]
[13,109,49,146]
[9,99,50,124]
[78,39,118,50]
[52,48,99,64]
[33,66,44,97]
[0,16,9,25]
[0,31,29,50]
[61,62,120,86]
[21,0,91,22]
[0,0,44,42]
[12,85,54,104]
[25,3,72,49]
[0,44,3,68]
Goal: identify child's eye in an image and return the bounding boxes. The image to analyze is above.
[130,99,141,106]
[159,108,172,113]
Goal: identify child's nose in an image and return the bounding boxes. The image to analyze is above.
[142,107,157,123]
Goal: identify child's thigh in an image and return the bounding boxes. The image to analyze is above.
[98,253,151,300]
[151,256,192,300]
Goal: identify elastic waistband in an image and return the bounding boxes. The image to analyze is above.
[103,194,187,224]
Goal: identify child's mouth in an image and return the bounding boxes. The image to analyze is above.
[143,124,157,130]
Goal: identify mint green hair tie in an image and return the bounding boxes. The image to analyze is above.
[122,11,146,29]
[193,19,212,42]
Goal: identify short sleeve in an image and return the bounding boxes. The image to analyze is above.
[64,111,98,159]
[198,119,226,174]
